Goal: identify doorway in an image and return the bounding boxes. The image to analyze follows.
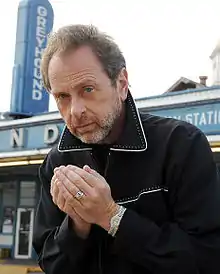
[14,208,34,259]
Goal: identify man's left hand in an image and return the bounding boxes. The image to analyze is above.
[54,165,119,231]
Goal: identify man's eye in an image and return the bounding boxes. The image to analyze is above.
[84,87,94,93]
[57,93,69,99]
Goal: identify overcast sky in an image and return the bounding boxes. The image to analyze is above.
[1,0,220,112]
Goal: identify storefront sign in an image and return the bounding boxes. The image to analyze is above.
[149,102,220,135]
[1,101,220,154]
[0,122,64,152]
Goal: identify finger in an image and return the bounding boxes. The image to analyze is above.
[67,165,100,188]
[55,168,81,195]
[64,167,94,195]
[65,203,82,222]
[52,179,59,205]
[83,165,103,180]
[55,168,86,207]
[82,166,110,191]
[56,185,65,211]
[54,165,66,173]
[50,174,57,197]
[59,181,81,208]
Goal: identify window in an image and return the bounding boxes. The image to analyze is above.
[19,181,36,207]
[0,182,16,234]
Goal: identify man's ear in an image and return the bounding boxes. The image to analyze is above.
[117,68,128,101]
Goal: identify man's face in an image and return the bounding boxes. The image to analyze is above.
[48,46,128,144]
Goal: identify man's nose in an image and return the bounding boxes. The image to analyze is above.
[70,98,86,119]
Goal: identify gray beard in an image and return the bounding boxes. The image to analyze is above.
[78,99,122,144]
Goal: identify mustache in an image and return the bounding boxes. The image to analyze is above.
[69,118,92,128]
[75,122,94,128]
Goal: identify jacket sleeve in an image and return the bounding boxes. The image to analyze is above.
[33,155,92,274]
[112,126,220,274]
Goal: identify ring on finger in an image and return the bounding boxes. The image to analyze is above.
[74,190,85,200]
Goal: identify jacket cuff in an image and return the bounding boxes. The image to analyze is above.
[113,209,158,256]
[55,215,88,255]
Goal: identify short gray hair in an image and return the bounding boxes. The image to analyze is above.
[41,24,126,91]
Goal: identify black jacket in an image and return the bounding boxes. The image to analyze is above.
[33,92,220,274]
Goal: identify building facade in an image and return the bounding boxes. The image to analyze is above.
[0,85,220,260]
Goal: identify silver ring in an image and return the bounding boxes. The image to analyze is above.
[74,190,85,200]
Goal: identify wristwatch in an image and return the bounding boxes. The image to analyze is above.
[108,205,127,237]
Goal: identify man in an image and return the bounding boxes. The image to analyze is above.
[33,24,220,274]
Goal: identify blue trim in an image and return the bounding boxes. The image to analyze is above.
[135,85,220,101]
[201,132,220,136]
[141,98,220,112]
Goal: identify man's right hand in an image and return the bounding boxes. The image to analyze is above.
[51,172,91,239]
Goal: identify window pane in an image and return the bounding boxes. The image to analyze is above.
[19,181,36,207]
[2,207,15,233]
[0,182,16,234]
[20,198,35,207]
[1,182,16,207]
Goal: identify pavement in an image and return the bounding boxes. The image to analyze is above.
[0,261,43,274]
[0,265,26,274]
[0,266,43,273]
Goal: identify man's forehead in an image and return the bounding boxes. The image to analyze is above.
[50,46,101,67]
[49,69,97,83]
[49,53,101,77]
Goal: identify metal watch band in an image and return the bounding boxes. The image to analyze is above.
[108,205,127,237]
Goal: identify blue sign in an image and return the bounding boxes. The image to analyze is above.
[0,122,64,152]
[148,102,220,135]
[0,101,220,154]
[10,0,54,115]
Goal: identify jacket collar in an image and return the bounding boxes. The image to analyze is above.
[58,91,147,152]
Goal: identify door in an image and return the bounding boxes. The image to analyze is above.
[14,208,34,259]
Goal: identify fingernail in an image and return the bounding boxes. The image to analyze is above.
[83,165,91,172]
[84,165,97,174]
[67,165,76,170]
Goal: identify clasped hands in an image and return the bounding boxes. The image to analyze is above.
[50,164,118,237]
